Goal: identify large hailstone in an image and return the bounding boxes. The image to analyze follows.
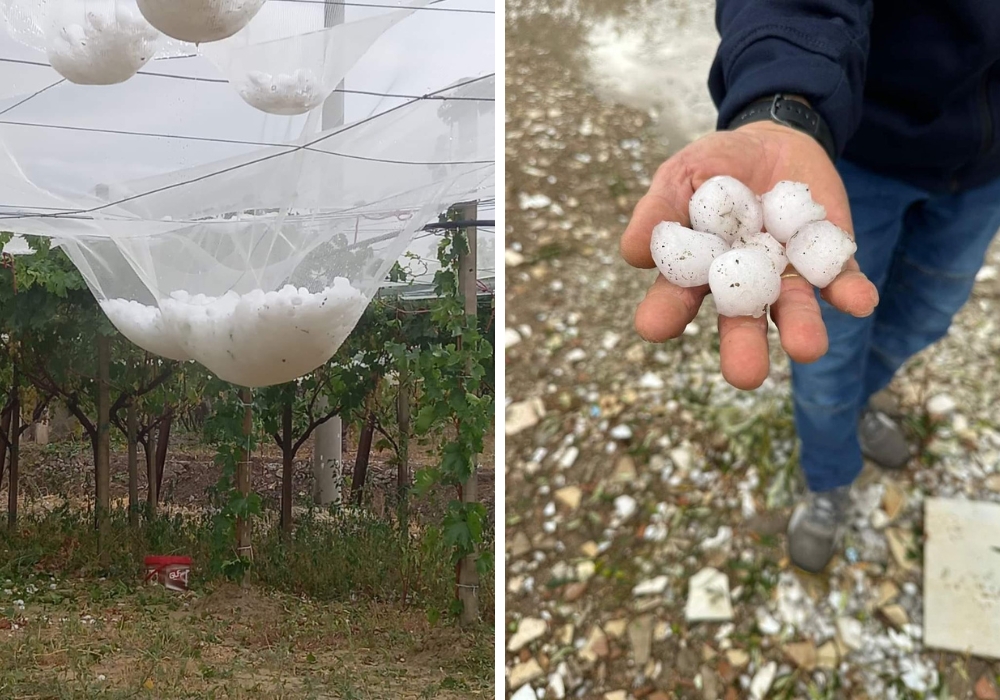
[46,6,161,85]
[650,221,729,287]
[136,0,266,43]
[238,69,325,115]
[785,221,857,288]
[689,175,763,245]
[731,231,787,273]
[760,181,826,243]
[709,249,781,318]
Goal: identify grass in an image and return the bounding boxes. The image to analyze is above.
[0,505,494,699]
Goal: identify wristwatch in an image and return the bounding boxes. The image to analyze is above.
[727,94,836,161]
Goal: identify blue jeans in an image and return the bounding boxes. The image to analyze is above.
[791,159,1000,492]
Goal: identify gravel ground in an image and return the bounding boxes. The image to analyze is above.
[504,1,1000,698]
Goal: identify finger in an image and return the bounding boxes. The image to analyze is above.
[621,191,689,269]
[718,314,770,390]
[634,274,707,342]
[820,258,879,317]
[771,275,828,363]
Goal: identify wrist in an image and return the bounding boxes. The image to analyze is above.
[726,94,836,161]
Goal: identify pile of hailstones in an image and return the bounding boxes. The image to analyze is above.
[650,177,856,318]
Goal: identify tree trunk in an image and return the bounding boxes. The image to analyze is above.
[96,335,111,566]
[280,399,293,535]
[0,400,11,491]
[127,399,138,528]
[312,400,342,507]
[457,202,480,625]
[144,428,157,517]
[7,369,19,530]
[154,413,171,501]
[396,367,411,522]
[236,389,252,566]
[351,411,376,506]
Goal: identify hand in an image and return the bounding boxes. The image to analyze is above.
[620,121,879,390]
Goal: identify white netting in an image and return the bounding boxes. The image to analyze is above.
[136,0,266,44]
[3,0,165,84]
[202,2,423,115]
[0,0,495,387]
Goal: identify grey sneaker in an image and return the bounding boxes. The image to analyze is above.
[859,408,911,470]
[787,486,852,573]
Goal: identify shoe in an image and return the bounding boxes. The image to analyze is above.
[787,486,852,573]
[859,407,911,470]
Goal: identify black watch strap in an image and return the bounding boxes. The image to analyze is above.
[727,94,836,161]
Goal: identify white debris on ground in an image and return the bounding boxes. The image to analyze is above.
[506,0,1000,698]
[101,280,368,387]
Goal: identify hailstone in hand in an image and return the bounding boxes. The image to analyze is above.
[760,181,826,243]
[785,221,857,288]
[689,176,763,244]
[708,249,781,318]
[650,221,729,287]
[731,231,787,273]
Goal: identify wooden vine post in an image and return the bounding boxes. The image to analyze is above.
[457,202,479,625]
[127,359,139,528]
[7,363,19,530]
[96,333,111,566]
[237,388,252,572]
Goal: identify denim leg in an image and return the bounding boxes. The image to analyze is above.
[863,180,1000,399]
[790,161,925,492]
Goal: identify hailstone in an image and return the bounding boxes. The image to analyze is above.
[708,249,781,318]
[689,175,763,244]
[730,231,787,273]
[760,181,826,243]
[785,221,857,288]
[650,221,729,287]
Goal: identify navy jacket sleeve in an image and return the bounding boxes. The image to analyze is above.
[709,0,873,157]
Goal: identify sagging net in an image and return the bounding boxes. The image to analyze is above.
[0,0,494,387]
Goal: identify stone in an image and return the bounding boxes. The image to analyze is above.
[604,619,627,639]
[610,425,633,440]
[509,658,544,690]
[604,692,627,700]
[506,398,545,436]
[505,249,526,267]
[975,675,999,700]
[701,643,717,662]
[576,560,596,581]
[749,662,777,700]
[580,541,600,558]
[836,617,864,651]
[579,626,609,663]
[725,649,749,668]
[882,481,907,522]
[554,486,583,511]
[648,693,670,700]
[755,608,781,635]
[628,615,654,666]
[877,580,900,607]
[927,394,957,418]
[508,617,547,652]
[612,456,638,482]
[556,624,574,646]
[638,372,665,390]
[879,604,909,629]
[700,665,720,700]
[987,474,1000,493]
[547,673,566,700]
[508,576,525,594]
[563,581,588,602]
[782,641,817,671]
[870,509,890,529]
[510,684,536,700]
[505,328,522,349]
[925,497,1000,659]
[509,531,532,558]
[815,641,838,670]
[670,445,693,472]
[685,568,734,622]
[614,495,638,521]
[633,576,669,597]
[701,526,733,552]
[886,527,917,571]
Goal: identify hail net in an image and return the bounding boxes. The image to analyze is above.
[0,0,494,387]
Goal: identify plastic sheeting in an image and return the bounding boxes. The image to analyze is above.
[0,0,495,387]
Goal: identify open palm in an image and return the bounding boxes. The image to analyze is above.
[620,121,879,389]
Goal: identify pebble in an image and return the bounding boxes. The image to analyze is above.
[632,575,669,597]
[836,617,864,651]
[579,626,609,663]
[927,394,958,418]
[614,495,638,521]
[509,658,545,690]
[508,617,548,652]
[610,424,633,440]
[726,649,749,668]
[685,567,734,622]
[782,641,817,671]
[510,684,536,700]
[506,398,546,436]
[879,604,909,629]
[555,486,582,510]
[628,615,654,665]
[749,662,777,700]
[505,328,523,348]
[558,446,580,469]
[638,372,665,390]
